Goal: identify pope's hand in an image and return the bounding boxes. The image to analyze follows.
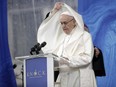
[54,2,63,10]
[59,57,69,65]
[51,2,63,14]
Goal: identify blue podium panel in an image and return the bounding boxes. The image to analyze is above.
[24,56,54,87]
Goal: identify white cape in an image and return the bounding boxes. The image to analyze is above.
[37,3,84,53]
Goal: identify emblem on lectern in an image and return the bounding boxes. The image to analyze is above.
[27,69,46,78]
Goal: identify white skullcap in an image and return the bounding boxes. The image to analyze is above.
[61,11,73,17]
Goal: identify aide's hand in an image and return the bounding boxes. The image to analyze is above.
[94,47,100,58]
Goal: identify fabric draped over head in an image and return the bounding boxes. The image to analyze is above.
[37,3,84,53]
[61,11,73,17]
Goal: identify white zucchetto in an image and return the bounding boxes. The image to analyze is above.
[61,11,73,17]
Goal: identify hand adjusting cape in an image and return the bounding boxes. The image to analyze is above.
[37,3,84,54]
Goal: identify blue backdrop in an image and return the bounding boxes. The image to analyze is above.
[0,0,116,87]
[78,0,116,87]
[0,0,17,87]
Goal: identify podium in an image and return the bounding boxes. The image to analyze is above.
[15,54,58,87]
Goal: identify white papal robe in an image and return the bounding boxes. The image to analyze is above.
[37,3,97,87]
[53,27,97,87]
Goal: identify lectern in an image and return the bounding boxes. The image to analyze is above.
[15,54,58,87]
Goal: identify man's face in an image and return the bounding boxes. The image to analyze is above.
[60,14,76,35]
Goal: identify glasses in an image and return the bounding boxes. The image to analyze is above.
[60,18,74,26]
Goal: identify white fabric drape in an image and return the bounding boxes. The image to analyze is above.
[37,3,84,53]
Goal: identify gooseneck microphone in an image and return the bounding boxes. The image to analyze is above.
[30,42,47,55]
[36,42,47,52]
[30,43,40,55]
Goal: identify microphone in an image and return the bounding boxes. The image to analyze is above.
[13,64,17,69]
[30,43,40,55]
[36,42,47,54]
[30,42,46,55]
